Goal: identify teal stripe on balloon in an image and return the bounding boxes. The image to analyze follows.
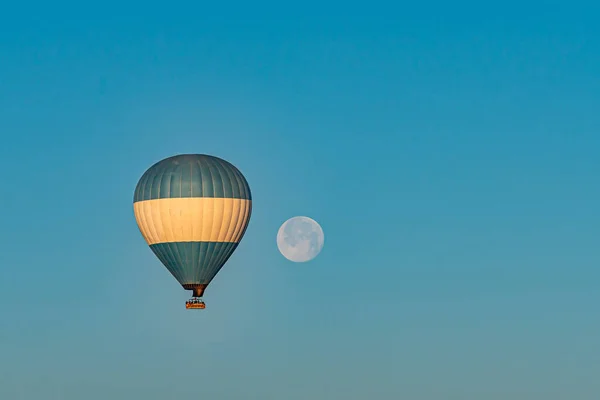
[133,154,251,202]
[149,242,240,286]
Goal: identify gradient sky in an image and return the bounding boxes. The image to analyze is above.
[1,2,600,399]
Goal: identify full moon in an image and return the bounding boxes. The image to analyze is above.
[277,216,324,262]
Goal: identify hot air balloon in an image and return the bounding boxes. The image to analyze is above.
[133,154,252,309]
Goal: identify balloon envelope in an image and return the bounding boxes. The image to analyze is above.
[133,154,252,297]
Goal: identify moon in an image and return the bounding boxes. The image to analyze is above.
[277,216,324,262]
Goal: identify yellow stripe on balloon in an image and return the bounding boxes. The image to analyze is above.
[133,198,252,245]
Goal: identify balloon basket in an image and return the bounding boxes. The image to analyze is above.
[186,298,206,309]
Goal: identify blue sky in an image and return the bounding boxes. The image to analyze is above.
[1,2,600,399]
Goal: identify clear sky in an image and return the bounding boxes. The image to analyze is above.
[1,2,600,399]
